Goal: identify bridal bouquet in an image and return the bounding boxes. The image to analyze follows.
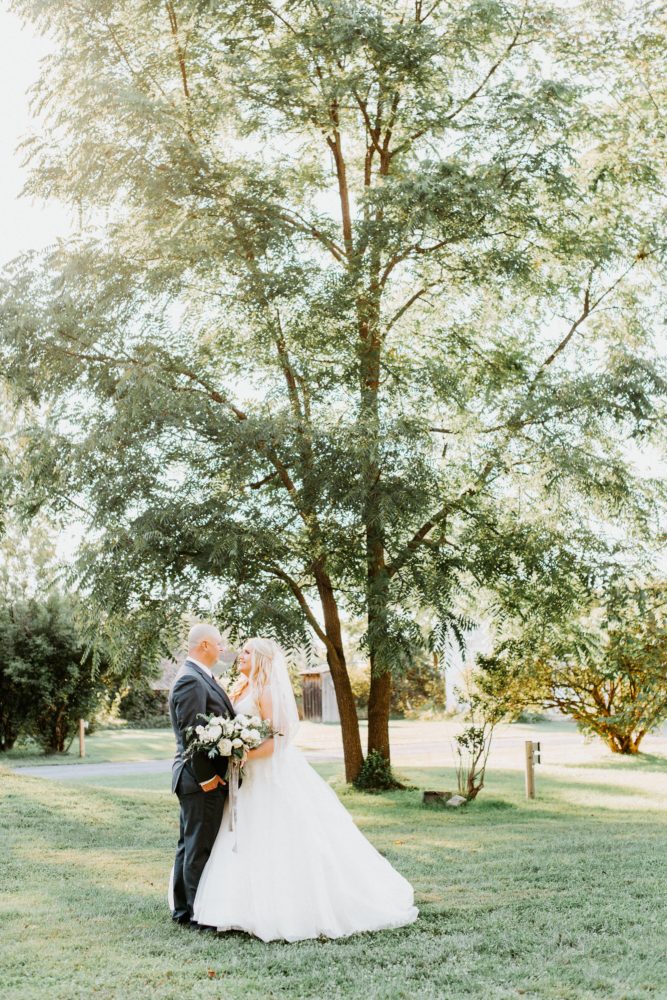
[185,713,279,851]
[184,713,276,766]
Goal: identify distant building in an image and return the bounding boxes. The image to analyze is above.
[299,664,340,723]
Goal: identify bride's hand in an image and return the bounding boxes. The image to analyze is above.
[245,737,274,761]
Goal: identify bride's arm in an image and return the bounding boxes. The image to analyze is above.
[246,687,275,760]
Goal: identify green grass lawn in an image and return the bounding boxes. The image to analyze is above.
[6,727,175,767]
[2,756,667,1000]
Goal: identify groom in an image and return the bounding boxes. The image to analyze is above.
[169,622,236,929]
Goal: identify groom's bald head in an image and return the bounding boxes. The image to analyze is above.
[187,622,223,667]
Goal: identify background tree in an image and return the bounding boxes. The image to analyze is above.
[1,1,665,781]
[0,591,117,754]
[478,579,667,755]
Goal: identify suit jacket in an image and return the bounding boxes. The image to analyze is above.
[169,659,236,794]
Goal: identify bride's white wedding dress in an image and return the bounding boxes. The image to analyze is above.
[184,680,418,942]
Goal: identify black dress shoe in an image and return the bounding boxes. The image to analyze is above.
[190,922,217,933]
[172,914,191,926]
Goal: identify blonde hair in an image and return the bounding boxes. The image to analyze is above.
[229,637,275,699]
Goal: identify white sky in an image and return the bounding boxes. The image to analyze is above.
[0,8,72,267]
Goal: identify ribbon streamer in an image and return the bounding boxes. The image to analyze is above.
[228,759,241,852]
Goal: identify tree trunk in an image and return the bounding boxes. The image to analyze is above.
[47,707,67,754]
[606,730,641,754]
[316,569,364,782]
[367,664,392,761]
[0,720,18,753]
[358,310,394,764]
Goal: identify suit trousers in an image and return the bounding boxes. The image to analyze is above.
[172,783,227,922]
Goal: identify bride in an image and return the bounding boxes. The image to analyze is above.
[189,637,419,942]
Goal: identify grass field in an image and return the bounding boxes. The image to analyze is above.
[2,750,667,1000]
[5,727,175,767]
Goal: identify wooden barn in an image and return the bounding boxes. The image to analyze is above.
[299,664,340,723]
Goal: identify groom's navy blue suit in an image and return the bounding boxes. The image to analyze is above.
[169,658,235,924]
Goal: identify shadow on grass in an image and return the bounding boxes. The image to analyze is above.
[564,752,667,773]
[4,767,667,1000]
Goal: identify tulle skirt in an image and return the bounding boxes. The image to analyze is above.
[172,747,418,942]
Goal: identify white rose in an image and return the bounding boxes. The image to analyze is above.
[236,714,250,726]
[240,728,253,741]
[218,738,233,756]
[222,720,234,736]
[231,738,244,748]
[195,725,206,737]
[250,716,261,727]
[211,715,225,725]
[207,724,223,742]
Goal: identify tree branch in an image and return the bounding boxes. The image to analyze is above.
[326,107,354,258]
[538,260,637,371]
[273,207,347,263]
[387,251,646,576]
[385,282,438,332]
[266,563,331,649]
[51,333,314,523]
[444,4,529,123]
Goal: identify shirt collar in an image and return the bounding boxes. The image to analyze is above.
[188,656,213,677]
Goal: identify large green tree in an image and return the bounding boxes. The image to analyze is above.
[1,1,665,780]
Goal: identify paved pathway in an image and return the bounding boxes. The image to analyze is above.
[11,718,667,782]
[12,749,342,781]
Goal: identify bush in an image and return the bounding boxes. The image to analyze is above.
[0,592,118,753]
[353,749,404,792]
[480,580,667,755]
[453,725,491,801]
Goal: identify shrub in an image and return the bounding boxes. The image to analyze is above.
[0,592,117,753]
[353,749,404,792]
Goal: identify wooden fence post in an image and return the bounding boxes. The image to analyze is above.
[79,718,86,758]
[525,740,535,799]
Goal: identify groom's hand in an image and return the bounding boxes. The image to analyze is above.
[200,775,226,792]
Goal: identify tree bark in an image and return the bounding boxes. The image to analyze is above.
[367,665,392,761]
[315,569,364,781]
[606,731,642,754]
[0,718,18,753]
[360,323,392,763]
